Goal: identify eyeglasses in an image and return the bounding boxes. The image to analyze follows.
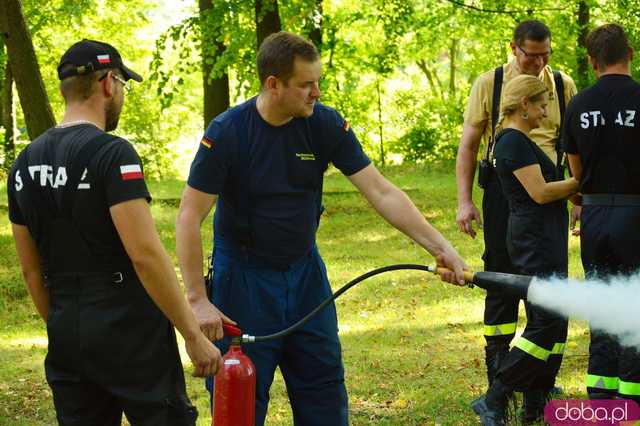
[517,45,553,60]
[111,74,131,93]
[98,72,131,93]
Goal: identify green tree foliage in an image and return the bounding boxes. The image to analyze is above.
[6,0,640,174]
[5,0,196,178]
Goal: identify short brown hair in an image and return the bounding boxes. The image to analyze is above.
[513,20,551,46]
[59,66,119,102]
[586,24,631,69]
[257,31,319,86]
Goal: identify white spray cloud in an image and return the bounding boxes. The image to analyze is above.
[527,273,640,350]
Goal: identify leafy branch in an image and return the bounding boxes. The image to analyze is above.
[443,0,568,14]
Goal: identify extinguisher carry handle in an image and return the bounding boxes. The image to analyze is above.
[223,323,242,337]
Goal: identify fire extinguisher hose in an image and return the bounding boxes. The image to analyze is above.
[241,264,435,343]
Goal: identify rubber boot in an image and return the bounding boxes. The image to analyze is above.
[520,390,547,425]
[471,378,512,426]
[485,343,510,388]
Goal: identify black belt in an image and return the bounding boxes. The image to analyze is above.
[582,194,640,207]
[44,269,135,286]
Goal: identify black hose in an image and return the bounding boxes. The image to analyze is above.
[250,264,431,342]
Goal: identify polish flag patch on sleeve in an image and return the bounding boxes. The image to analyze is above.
[97,54,111,64]
[120,164,144,180]
[343,120,350,132]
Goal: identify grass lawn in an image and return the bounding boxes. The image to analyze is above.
[0,163,588,425]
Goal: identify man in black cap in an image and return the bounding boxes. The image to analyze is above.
[8,39,221,425]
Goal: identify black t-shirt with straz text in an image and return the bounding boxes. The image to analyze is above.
[493,128,562,213]
[187,97,371,266]
[562,74,640,194]
[7,124,150,272]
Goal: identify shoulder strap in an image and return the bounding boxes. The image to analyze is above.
[61,133,118,219]
[485,66,504,161]
[491,66,504,136]
[15,147,48,216]
[554,71,566,122]
[553,71,566,174]
[16,148,33,192]
[231,108,252,249]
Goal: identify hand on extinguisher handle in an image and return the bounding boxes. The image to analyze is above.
[186,331,224,378]
[429,265,475,286]
[190,297,236,342]
[434,267,475,283]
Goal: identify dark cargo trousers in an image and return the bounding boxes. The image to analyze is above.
[581,205,640,403]
[497,198,569,392]
[45,272,197,426]
[481,173,521,384]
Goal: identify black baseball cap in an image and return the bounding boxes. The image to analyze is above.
[57,39,142,82]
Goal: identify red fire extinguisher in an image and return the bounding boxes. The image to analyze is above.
[212,323,256,426]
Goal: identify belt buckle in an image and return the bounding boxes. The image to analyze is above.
[112,272,124,284]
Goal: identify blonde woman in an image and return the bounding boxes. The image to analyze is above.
[472,75,579,426]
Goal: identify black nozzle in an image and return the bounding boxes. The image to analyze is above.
[472,271,533,299]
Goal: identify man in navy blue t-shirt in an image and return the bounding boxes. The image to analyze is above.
[176,31,467,425]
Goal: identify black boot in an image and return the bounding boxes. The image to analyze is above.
[485,343,510,388]
[520,390,547,425]
[549,385,563,397]
[471,378,513,426]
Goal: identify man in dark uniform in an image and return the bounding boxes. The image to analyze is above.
[455,20,575,416]
[564,24,640,404]
[175,31,467,425]
[8,40,222,425]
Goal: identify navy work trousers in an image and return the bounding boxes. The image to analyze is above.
[207,238,348,426]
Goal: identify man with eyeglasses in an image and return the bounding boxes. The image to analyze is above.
[455,20,577,425]
[7,39,221,425]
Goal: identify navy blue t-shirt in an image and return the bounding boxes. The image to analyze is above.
[187,97,371,266]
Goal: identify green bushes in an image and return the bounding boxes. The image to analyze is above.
[391,95,464,163]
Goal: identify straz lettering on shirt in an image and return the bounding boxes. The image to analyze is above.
[580,110,637,129]
[15,165,90,191]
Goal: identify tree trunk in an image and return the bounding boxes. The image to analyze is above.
[199,0,229,128]
[255,0,281,49]
[2,60,16,168]
[0,0,55,140]
[449,38,458,97]
[417,59,443,100]
[306,0,322,51]
[0,43,4,136]
[576,1,590,90]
